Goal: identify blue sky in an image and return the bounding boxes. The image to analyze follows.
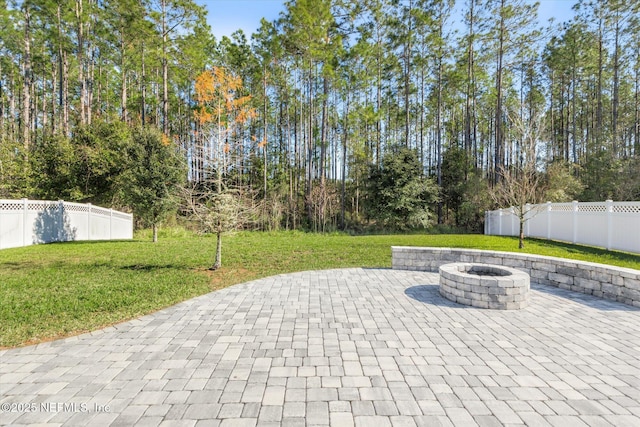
[197,0,577,41]
[198,0,287,40]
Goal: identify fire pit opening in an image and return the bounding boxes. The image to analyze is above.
[438,263,530,310]
[466,265,512,277]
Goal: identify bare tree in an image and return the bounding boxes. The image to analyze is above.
[182,182,255,270]
[492,107,546,248]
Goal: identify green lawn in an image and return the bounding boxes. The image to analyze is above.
[1,230,639,348]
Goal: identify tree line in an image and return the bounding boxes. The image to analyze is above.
[1,0,639,234]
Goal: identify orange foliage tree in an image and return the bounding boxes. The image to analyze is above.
[194,66,256,192]
[185,67,257,270]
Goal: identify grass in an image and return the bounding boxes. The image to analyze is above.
[1,230,639,348]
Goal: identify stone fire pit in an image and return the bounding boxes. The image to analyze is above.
[439,263,530,310]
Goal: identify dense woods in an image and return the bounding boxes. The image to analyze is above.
[1,0,639,233]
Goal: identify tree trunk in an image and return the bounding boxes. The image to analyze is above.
[119,18,128,122]
[22,4,32,153]
[436,7,444,224]
[465,0,476,164]
[319,75,329,230]
[263,67,268,201]
[162,0,169,134]
[519,217,525,249]
[57,3,69,136]
[612,9,620,155]
[376,32,382,166]
[211,230,222,270]
[0,66,4,139]
[76,0,87,126]
[494,0,505,184]
[141,43,146,124]
[341,93,350,230]
[62,51,69,135]
[404,0,413,148]
[596,13,604,149]
[152,223,158,243]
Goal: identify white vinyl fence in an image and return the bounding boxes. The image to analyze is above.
[484,200,640,254]
[0,199,133,250]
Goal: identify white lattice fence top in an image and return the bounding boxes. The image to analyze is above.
[27,201,60,211]
[0,201,23,211]
[0,199,132,219]
[577,203,607,213]
[612,203,640,213]
[550,203,573,212]
[63,203,91,213]
[495,201,640,213]
[92,207,112,217]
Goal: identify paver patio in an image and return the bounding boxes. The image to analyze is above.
[1,268,640,426]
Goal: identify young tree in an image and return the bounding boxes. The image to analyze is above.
[188,66,256,269]
[121,126,186,243]
[492,108,546,248]
[182,185,251,270]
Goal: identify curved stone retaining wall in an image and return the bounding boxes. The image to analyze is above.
[392,246,640,308]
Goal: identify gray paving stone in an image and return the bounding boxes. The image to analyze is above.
[1,268,640,427]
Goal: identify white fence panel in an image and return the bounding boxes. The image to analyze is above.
[575,203,609,249]
[0,199,133,250]
[485,200,640,254]
[549,203,574,243]
[611,206,640,254]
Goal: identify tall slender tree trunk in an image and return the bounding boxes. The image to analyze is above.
[9,74,16,141]
[465,0,476,158]
[0,66,5,139]
[62,51,69,135]
[319,75,329,231]
[494,0,505,184]
[404,0,413,148]
[341,92,350,230]
[376,31,382,166]
[572,64,578,163]
[596,13,604,150]
[141,43,146,124]
[419,52,425,168]
[76,0,87,126]
[120,30,128,122]
[57,3,69,136]
[22,4,32,155]
[436,76,442,224]
[635,48,640,155]
[436,4,444,224]
[306,61,313,225]
[161,0,169,134]
[612,10,621,155]
[50,57,57,134]
[263,67,268,201]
